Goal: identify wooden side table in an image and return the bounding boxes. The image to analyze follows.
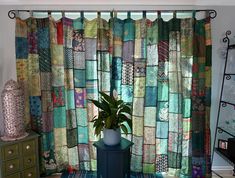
[93,137,133,178]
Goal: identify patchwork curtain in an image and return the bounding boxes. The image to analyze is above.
[15,12,212,177]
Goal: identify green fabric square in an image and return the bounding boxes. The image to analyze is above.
[98,52,110,72]
[77,126,88,144]
[74,69,85,87]
[53,106,66,128]
[158,82,169,101]
[86,60,98,80]
[183,98,191,118]
[156,121,168,138]
[66,109,77,129]
[76,108,88,127]
[144,107,156,126]
[143,164,155,174]
[169,93,182,113]
[52,66,65,86]
[65,90,75,110]
[67,128,78,148]
[157,102,168,121]
[157,138,168,154]
[41,132,54,151]
[146,66,158,86]
[180,156,192,176]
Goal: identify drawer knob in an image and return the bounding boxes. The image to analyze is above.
[27,158,32,163]
[26,145,31,150]
[28,172,32,177]
[9,164,14,169]
[8,150,13,154]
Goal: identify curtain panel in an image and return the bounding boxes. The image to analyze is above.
[15,13,212,178]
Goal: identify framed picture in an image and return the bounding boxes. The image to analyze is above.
[218,139,228,150]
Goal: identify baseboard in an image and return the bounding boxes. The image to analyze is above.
[212,166,234,170]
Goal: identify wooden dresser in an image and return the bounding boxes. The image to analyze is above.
[0,132,39,178]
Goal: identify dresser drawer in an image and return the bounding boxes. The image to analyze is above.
[23,155,36,169]
[22,139,35,155]
[5,172,21,178]
[23,167,37,178]
[4,158,20,176]
[3,144,20,160]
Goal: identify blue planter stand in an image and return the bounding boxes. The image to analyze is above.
[93,138,133,178]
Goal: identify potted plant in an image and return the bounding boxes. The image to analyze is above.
[90,91,132,146]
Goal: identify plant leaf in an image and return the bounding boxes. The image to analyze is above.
[120,124,128,135]
[99,91,115,105]
[89,99,105,110]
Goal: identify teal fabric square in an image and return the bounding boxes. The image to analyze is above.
[111,80,122,95]
[169,93,182,113]
[86,80,98,99]
[73,18,83,29]
[76,108,88,127]
[66,109,77,129]
[77,126,88,144]
[145,86,157,106]
[86,60,98,80]
[157,138,168,154]
[65,90,75,110]
[16,37,28,59]
[157,101,168,121]
[156,121,168,138]
[42,132,54,151]
[183,98,191,118]
[53,106,66,128]
[98,52,110,72]
[74,69,85,87]
[112,57,122,80]
[146,66,158,86]
[113,18,124,38]
[123,18,135,41]
[158,82,169,101]
[121,85,133,103]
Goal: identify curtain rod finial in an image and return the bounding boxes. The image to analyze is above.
[8,10,16,19]
[209,10,217,19]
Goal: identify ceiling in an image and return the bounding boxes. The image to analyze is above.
[0,0,234,6]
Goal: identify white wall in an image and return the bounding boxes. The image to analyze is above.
[0,4,235,169]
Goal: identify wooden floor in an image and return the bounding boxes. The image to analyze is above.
[43,170,234,178]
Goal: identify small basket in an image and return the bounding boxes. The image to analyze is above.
[1,79,28,141]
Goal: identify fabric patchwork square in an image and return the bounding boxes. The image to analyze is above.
[168,132,182,153]
[73,29,85,52]
[147,21,158,45]
[76,108,88,127]
[132,135,143,155]
[40,72,51,91]
[88,123,97,142]
[85,38,97,60]
[16,60,28,81]
[75,88,86,108]
[100,72,110,92]
[169,93,182,113]
[52,86,65,107]
[132,98,144,116]
[53,107,66,128]
[41,132,54,151]
[64,48,74,69]
[122,63,134,85]
[134,77,145,97]
[169,113,182,132]
[78,144,90,161]
[31,115,42,132]
[37,27,50,49]
[131,154,143,172]
[87,103,98,122]
[28,32,38,54]
[74,69,85,87]
[143,163,155,174]
[123,41,134,63]
[86,80,98,100]
[30,96,42,117]
[156,121,168,138]
[84,20,97,38]
[156,154,168,172]
[145,86,157,106]
[98,52,110,72]
[183,98,191,118]
[146,66,158,87]
[169,72,182,93]
[168,151,182,169]
[86,61,98,80]
[121,85,133,103]
[52,66,65,86]
[134,39,142,59]
[64,26,73,48]
[113,40,123,58]
[54,145,69,166]
[65,89,75,110]
[39,48,51,72]
[51,44,64,65]
[113,18,124,38]
[54,128,67,147]
[123,19,135,41]
[97,29,109,51]
[157,82,169,102]
[133,116,144,136]
[112,57,122,80]
[67,128,78,148]
[144,127,155,144]
[41,91,53,112]
[111,80,121,96]
[68,147,79,169]
[181,57,193,78]
[64,69,74,89]
[66,109,77,129]
[16,18,27,37]
[182,140,192,157]
[157,102,168,121]
[147,45,158,66]
[143,144,156,163]
[79,161,91,171]
[144,107,156,127]
[180,156,191,176]
[42,112,53,132]
[74,52,85,69]
[16,37,28,59]
[77,126,89,144]
[134,61,146,77]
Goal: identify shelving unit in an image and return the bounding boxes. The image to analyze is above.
[212,30,235,177]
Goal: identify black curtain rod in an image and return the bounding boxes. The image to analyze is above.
[8,9,217,19]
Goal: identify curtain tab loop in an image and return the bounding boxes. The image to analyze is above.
[81,11,84,19]
[143,11,146,19]
[173,11,176,18]
[97,11,101,18]
[127,11,131,19]
[62,11,65,18]
[29,10,33,17]
[158,11,161,19]
[192,10,196,18]
[48,11,51,17]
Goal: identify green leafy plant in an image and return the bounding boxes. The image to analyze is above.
[89,91,132,136]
